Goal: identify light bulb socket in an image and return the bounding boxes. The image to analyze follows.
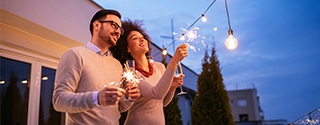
[201,14,205,17]
[228,29,234,35]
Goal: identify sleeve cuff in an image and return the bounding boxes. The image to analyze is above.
[122,96,134,105]
[92,91,100,107]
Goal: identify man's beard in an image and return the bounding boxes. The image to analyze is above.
[98,25,116,47]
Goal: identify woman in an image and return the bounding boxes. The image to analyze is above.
[110,19,188,125]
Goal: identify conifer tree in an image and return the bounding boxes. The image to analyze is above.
[164,95,183,125]
[191,44,234,125]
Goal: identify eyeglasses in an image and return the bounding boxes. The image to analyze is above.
[98,20,124,35]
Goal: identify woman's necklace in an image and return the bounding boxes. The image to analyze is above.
[135,61,154,78]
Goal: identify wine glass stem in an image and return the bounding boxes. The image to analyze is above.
[178,62,183,74]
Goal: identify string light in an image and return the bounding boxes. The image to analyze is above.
[224,0,238,50]
[201,14,207,22]
[179,33,185,41]
[225,30,238,50]
[154,0,217,57]
[162,49,168,56]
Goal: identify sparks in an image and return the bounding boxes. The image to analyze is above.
[179,26,207,52]
[181,27,199,42]
[120,60,142,89]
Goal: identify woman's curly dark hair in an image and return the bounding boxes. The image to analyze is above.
[110,19,152,67]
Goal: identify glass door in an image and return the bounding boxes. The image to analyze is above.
[0,56,31,125]
[1,55,65,125]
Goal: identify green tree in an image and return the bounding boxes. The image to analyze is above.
[164,95,183,125]
[162,54,183,125]
[191,44,234,125]
[1,72,23,125]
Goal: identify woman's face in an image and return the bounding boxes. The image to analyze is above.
[126,30,149,56]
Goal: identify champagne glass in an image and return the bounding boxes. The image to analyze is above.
[123,59,138,100]
[126,59,135,69]
[176,62,187,95]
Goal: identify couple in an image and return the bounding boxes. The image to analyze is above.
[52,9,188,125]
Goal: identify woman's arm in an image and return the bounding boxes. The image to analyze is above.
[163,75,184,106]
[138,63,174,99]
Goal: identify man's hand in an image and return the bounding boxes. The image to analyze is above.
[98,86,125,106]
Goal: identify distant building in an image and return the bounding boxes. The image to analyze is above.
[228,88,264,123]
[228,88,287,125]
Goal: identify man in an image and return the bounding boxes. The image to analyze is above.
[52,9,140,125]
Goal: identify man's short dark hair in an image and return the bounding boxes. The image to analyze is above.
[89,9,121,35]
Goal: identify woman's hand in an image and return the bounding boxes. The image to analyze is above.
[173,43,189,63]
[168,43,189,70]
[171,74,185,90]
[125,82,141,102]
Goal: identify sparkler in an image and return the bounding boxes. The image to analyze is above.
[179,26,207,52]
[119,60,142,89]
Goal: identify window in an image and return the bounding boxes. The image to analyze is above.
[1,55,64,124]
[38,66,65,125]
[239,114,249,122]
[1,56,31,125]
[237,99,247,107]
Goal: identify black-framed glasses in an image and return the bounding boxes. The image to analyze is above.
[98,20,124,35]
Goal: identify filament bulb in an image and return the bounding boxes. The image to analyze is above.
[201,14,207,22]
[162,49,168,56]
[179,34,185,41]
[225,35,238,50]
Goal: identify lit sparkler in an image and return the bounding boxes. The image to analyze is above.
[179,26,207,52]
[119,60,142,89]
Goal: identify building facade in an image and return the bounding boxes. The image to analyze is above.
[228,88,265,125]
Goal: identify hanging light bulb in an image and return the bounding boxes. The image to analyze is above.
[179,34,185,41]
[224,0,238,50]
[201,14,207,22]
[225,29,238,50]
[162,49,168,56]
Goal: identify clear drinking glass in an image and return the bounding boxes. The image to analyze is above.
[176,62,187,95]
[120,59,136,89]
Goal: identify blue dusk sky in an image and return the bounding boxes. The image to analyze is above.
[94,0,320,122]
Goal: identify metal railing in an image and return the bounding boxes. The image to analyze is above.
[289,107,320,125]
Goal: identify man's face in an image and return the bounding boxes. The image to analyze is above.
[97,15,122,47]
